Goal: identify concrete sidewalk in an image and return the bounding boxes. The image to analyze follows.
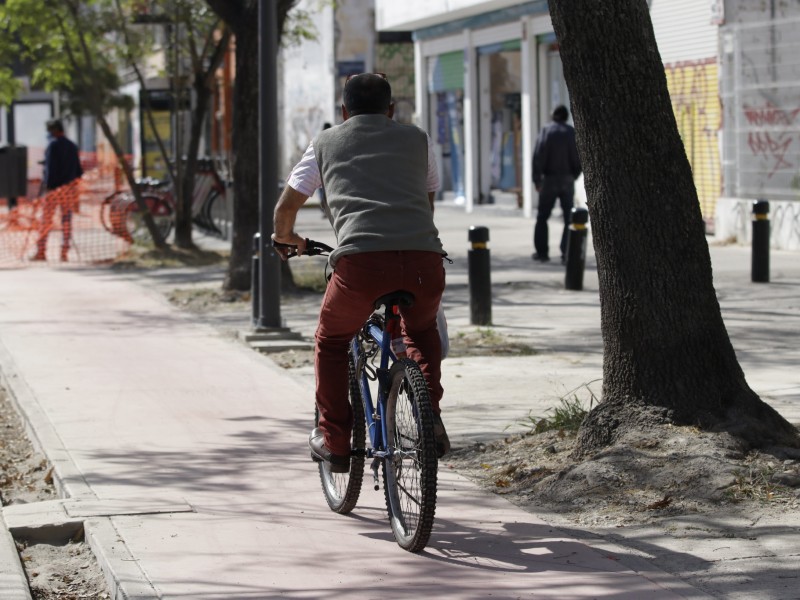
[1,203,798,599]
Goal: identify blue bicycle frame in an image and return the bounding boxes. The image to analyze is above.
[350,310,400,488]
[351,314,397,458]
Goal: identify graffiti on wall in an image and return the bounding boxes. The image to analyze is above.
[743,102,800,179]
[720,16,800,201]
[663,58,722,223]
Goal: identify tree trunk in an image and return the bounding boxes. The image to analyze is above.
[222,3,260,291]
[206,0,297,292]
[548,0,799,454]
[97,113,167,249]
[175,77,210,250]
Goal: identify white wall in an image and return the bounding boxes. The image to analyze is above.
[376,0,523,32]
[650,0,719,63]
[280,0,336,176]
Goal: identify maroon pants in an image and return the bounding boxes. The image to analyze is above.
[315,250,446,455]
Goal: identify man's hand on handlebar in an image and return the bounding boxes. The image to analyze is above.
[271,236,334,259]
[271,233,307,261]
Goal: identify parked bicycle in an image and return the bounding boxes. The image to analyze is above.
[100,158,228,242]
[276,238,439,553]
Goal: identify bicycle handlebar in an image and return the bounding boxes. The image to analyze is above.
[272,238,334,258]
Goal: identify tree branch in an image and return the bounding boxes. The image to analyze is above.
[63,0,166,247]
[203,27,231,89]
[112,0,176,184]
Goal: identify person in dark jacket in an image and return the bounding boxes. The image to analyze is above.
[33,119,83,262]
[532,105,581,263]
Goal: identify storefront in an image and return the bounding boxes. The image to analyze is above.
[407,6,567,216]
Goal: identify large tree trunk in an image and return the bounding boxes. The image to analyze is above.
[207,0,295,292]
[223,4,260,290]
[548,0,799,454]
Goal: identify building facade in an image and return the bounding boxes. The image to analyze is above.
[377,0,800,249]
[377,0,727,220]
[715,0,800,249]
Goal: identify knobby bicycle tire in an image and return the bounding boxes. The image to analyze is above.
[317,353,366,514]
[383,358,438,552]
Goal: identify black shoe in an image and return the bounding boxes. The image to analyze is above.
[532,253,550,263]
[309,428,350,473]
[433,414,450,458]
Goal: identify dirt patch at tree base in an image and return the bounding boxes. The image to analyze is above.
[111,243,228,270]
[447,422,800,594]
[448,423,800,527]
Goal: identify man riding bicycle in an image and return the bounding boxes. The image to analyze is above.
[272,73,450,473]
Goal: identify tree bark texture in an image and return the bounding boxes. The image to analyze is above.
[225,6,259,290]
[206,0,294,291]
[548,0,798,453]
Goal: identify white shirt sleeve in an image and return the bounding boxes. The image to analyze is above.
[286,141,321,197]
[426,132,440,193]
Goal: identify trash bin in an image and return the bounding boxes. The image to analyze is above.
[0,145,28,198]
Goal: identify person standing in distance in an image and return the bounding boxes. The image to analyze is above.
[33,119,83,262]
[272,73,450,473]
[532,105,581,264]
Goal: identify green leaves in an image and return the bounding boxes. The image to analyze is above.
[0,0,148,112]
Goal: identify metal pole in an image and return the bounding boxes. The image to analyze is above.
[565,207,589,291]
[173,6,183,220]
[257,0,282,329]
[7,101,17,209]
[468,225,492,326]
[252,232,261,326]
[751,199,770,283]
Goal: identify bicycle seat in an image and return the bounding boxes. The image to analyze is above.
[374,290,415,310]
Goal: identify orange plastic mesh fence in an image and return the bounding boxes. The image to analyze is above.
[0,151,136,268]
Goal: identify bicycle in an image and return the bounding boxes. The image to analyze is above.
[100,177,174,242]
[100,159,228,242]
[276,238,438,553]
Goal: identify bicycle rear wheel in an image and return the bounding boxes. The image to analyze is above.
[383,358,438,552]
[125,195,173,241]
[317,353,366,514]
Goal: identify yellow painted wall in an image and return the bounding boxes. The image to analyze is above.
[664,59,722,224]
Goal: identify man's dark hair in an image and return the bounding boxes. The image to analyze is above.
[343,74,392,116]
[46,119,65,133]
[552,105,569,123]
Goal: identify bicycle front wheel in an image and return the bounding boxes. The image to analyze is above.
[383,358,438,552]
[317,353,366,514]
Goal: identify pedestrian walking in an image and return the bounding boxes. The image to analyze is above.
[532,105,581,264]
[33,119,83,262]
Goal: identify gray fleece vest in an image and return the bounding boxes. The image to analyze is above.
[314,114,443,266]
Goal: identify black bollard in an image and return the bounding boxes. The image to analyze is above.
[468,226,492,325]
[252,232,261,325]
[565,207,589,291]
[751,199,770,283]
